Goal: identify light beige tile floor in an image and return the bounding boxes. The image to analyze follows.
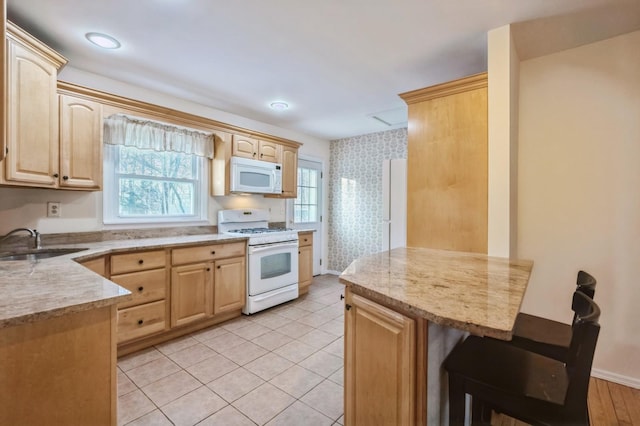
[118,274,345,426]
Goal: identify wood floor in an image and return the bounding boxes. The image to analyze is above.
[492,377,640,425]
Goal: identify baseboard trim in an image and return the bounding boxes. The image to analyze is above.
[325,270,341,275]
[592,368,640,389]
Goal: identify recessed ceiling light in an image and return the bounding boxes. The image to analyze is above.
[269,101,289,111]
[85,32,121,49]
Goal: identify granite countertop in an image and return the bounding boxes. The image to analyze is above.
[339,247,534,340]
[0,233,248,329]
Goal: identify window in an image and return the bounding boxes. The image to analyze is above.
[103,145,207,225]
[294,164,321,224]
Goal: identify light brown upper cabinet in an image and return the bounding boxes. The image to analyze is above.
[58,93,103,189]
[399,73,488,254]
[0,0,6,162]
[232,134,281,163]
[265,144,298,199]
[2,22,67,188]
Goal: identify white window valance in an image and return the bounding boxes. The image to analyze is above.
[103,114,214,159]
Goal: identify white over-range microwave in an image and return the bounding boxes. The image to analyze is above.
[229,156,282,194]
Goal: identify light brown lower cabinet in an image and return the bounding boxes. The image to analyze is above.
[344,288,427,426]
[298,231,313,295]
[0,305,117,425]
[171,262,214,327]
[214,256,246,314]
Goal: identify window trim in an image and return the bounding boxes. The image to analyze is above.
[103,145,208,226]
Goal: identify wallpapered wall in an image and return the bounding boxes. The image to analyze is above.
[328,128,407,272]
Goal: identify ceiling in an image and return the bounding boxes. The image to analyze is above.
[7,0,640,141]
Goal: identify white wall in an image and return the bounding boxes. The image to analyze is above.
[487,25,519,258]
[0,67,331,237]
[517,30,640,385]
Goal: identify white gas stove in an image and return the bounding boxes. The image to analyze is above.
[218,209,299,314]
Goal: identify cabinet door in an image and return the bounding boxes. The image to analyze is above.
[231,134,258,159]
[5,38,59,186]
[59,94,103,189]
[298,244,313,295]
[213,256,246,314]
[345,289,416,426]
[257,140,281,163]
[171,262,213,327]
[280,146,298,198]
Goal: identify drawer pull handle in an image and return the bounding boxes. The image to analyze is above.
[137,319,144,325]
[138,286,144,292]
[211,251,216,255]
[138,259,144,265]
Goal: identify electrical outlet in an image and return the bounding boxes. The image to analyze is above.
[47,202,61,218]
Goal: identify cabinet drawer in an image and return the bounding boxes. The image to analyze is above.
[171,242,245,265]
[111,250,166,275]
[299,232,313,247]
[111,269,167,309]
[117,300,167,343]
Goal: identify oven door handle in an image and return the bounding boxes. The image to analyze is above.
[249,241,299,254]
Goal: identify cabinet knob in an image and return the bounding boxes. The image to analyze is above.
[211,251,216,255]
[304,239,308,242]
[138,259,144,265]
[63,175,69,180]
[340,294,344,300]
[253,152,256,157]
[138,286,144,292]
[345,304,352,311]
[137,319,144,325]
[217,265,221,269]
[206,268,211,271]
[260,153,263,158]
[298,251,301,254]
[53,173,59,178]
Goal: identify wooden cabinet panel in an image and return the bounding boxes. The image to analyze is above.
[257,140,281,163]
[345,289,416,426]
[111,268,167,309]
[214,256,246,314]
[281,146,298,197]
[117,300,167,343]
[59,94,102,189]
[80,256,106,277]
[231,134,281,163]
[111,250,166,275]
[5,25,64,187]
[0,305,117,425]
[171,262,213,327]
[401,73,488,253]
[231,134,258,159]
[298,232,313,295]
[171,242,245,266]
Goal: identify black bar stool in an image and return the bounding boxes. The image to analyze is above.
[444,291,601,425]
[509,270,596,361]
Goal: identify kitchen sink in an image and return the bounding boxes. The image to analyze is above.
[0,248,89,261]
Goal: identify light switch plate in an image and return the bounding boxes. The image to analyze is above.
[47,202,61,217]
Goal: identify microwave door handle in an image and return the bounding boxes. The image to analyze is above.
[250,242,298,253]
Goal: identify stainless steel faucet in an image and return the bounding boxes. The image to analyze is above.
[0,228,41,249]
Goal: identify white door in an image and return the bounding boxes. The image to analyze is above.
[286,157,323,275]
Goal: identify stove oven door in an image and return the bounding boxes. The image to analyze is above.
[248,241,299,296]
